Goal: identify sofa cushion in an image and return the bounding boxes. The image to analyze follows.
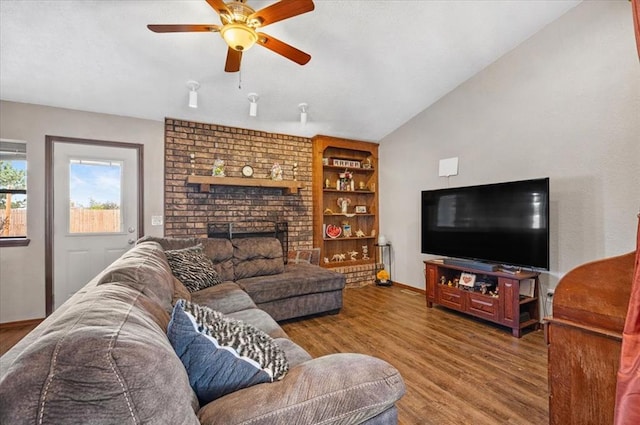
[165,245,223,292]
[173,276,192,303]
[96,241,176,313]
[237,262,345,305]
[167,300,288,404]
[190,282,256,315]
[0,284,200,425]
[138,236,235,282]
[232,237,284,280]
[197,353,406,425]
[225,308,289,340]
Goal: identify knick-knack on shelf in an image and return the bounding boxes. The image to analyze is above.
[271,163,283,181]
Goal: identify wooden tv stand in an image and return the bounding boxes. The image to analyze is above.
[424,260,540,337]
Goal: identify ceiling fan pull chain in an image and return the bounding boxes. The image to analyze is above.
[238,70,242,89]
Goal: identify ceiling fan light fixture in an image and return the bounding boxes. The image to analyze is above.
[221,23,258,51]
[187,80,200,109]
[248,93,259,117]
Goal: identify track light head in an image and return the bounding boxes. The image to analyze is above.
[298,103,308,125]
[187,80,200,109]
[248,93,259,117]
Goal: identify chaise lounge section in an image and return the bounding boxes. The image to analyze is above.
[140,235,346,321]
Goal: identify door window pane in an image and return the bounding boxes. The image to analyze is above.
[69,159,122,233]
[0,140,27,238]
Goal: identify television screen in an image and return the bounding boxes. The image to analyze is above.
[421,178,550,270]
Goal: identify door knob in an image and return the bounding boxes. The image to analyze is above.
[128,227,136,233]
[128,239,135,245]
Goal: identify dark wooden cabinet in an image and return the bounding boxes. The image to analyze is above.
[545,251,635,425]
[425,261,540,337]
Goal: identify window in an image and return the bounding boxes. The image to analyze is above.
[68,158,123,234]
[0,140,29,246]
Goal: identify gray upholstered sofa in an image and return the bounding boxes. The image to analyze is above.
[0,239,405,424]
[141,235,345,321]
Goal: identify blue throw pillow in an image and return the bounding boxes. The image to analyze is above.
[167,300,288,404]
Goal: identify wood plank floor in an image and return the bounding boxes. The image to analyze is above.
[0,322,39,357]
[281,285,549,425]
[1,285,549,424]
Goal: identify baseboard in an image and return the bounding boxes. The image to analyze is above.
[390,281,426,295]
[0,318,44,330]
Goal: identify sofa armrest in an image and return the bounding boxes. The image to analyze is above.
[197,353,405,425]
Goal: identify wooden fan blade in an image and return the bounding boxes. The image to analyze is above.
[225,48,242,72]
[249,0,314,27]
[257,33,310,65]
[147,24,220,33]
[205,0,231,16]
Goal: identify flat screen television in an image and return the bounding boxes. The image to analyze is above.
[421,177,550,270]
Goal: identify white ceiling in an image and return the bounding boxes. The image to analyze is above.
[0,0,581,142]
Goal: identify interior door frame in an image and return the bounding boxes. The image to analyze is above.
[45,135,144,316]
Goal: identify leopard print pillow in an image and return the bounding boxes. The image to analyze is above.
[165,244,222,292]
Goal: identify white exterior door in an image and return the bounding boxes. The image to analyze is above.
[52,142,139,310]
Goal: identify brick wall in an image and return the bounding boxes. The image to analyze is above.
[163,118,375,287]
[164,118,313,250]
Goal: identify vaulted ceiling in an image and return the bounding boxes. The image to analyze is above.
[0,0,581,141]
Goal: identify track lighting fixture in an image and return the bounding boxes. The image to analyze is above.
[298,103,308,125]
[248,93,259,117]
[187,80,200,109]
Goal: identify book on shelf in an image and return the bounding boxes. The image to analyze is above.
[519,278,536,298]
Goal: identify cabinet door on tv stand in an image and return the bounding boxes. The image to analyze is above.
[425,264,437,307]
[499,278,517,327]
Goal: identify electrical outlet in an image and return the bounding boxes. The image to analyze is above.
[546,288,555,298]
[151,215,163,226]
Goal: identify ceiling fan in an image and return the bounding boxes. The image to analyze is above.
[147,0,314,72]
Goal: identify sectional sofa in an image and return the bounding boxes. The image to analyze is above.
[0,237,405,424]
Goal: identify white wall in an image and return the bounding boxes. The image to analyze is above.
[379,1,640,298]
[0,101,165,323]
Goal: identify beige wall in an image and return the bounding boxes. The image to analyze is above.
[379,1,640,300]
[0,101,165,323]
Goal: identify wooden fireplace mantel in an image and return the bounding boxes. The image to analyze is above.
[186,175,304,194]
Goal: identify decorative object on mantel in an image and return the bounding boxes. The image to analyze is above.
[213,158,225,177]
[337,197,351,214]
[355,229,366,238]
[270,163,283,181]
[241,164,254,178]
[348,250,358,261]
[362,245,369,260]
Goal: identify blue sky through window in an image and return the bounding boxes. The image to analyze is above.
[69,161,121,208]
